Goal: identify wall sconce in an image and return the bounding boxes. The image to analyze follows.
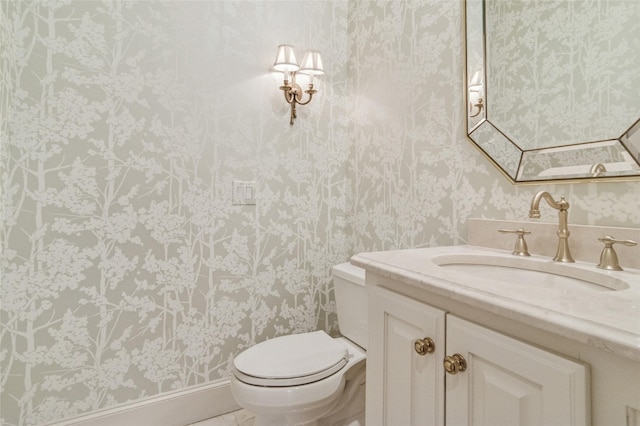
[273,44,324,125]
[468,70,484,118]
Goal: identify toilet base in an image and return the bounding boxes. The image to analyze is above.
[318,380,365,426]
[248,364,366,426]
[254,415,319,426]
[251,379,365,426]
[232,338,366,426]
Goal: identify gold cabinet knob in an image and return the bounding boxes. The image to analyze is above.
[443,353,467,374]
[414,337,435,355]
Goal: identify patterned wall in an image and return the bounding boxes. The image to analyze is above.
[1,1,639,425]
[487,0,640,148]
[1,1,349,424]
[348,0,640,253]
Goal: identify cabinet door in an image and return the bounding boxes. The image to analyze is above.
[445,315,589,426]
[366,286,446,426]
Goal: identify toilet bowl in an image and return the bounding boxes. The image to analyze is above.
[230,262,367,426]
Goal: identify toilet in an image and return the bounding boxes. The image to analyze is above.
[230,262,367,426]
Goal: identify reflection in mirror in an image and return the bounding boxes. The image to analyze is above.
[465,0,640,183]
[621,119,640,163]
[468,70,484,118]
[520,140,638,181]
[470,121,521,179]
[466,0,485,130]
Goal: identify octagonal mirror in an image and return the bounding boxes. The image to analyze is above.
[465,0,640,183]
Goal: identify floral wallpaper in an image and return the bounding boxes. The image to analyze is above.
[1,1,349,424]
[1,1,639,425]
[347,0,640,254]
[486,0,640,149]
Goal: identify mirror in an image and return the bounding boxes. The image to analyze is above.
[465,0,640,183]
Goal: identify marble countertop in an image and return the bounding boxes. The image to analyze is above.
[351,245,640,362]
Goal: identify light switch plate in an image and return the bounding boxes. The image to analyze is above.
[232,181,256,205]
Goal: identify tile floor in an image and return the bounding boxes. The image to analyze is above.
[188,409,255,426]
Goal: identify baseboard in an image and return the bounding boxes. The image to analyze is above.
[48,379,240,426]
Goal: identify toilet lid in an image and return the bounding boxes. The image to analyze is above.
[233,331,348,386]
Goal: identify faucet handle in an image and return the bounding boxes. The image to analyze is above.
[596,235,637,271]
[499,228,531,257]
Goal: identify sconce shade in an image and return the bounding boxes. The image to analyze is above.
[299,51,324,75]
[469,70,483,86]
[273,44,300,72]
[469,69,483,97]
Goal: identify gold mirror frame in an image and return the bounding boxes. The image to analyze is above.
[464,0,640,184]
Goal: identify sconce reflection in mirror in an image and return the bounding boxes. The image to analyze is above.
[273,44,324,125]
[468,70,484,118]
[590,163,607,177]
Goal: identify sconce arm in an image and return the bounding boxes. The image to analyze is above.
[469,97,484,117]
[276,70,321,124]
[295,85,316,106]
[281,86,296,105]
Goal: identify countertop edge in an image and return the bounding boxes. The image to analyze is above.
[351,249,640,363]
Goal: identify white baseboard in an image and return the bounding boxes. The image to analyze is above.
[48,379,240,426]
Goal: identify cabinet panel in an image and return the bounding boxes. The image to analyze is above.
[367,286,446,426]
[445,315,589,426]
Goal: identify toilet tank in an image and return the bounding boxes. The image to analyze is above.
[332,262,367,350]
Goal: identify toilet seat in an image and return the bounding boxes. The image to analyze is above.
[233,331,348,387]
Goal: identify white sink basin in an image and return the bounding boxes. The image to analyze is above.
[432,254,629,292]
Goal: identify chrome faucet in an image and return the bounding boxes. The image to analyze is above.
[528,191,575,263]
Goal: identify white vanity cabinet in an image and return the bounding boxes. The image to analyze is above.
[445,315,588,426]
[366,285,589,426]
[367,286,447,426]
